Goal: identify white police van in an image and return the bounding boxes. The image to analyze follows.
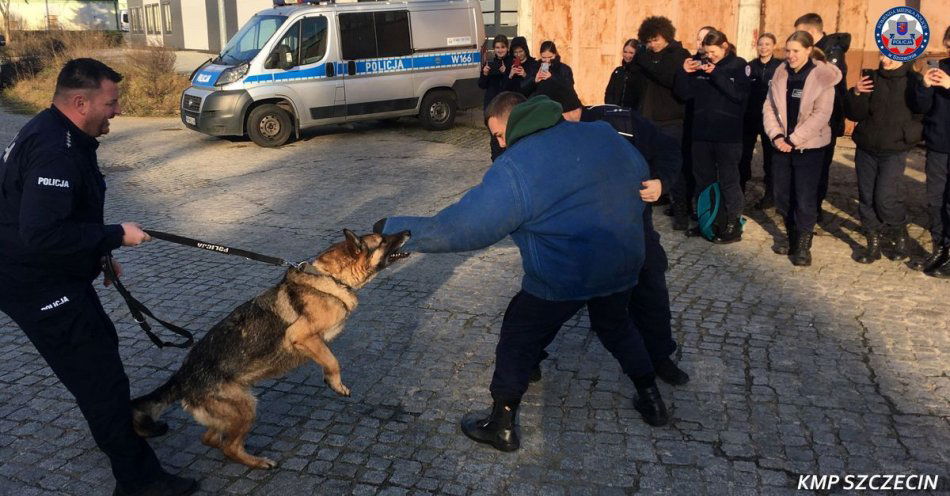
[181,0,484,147]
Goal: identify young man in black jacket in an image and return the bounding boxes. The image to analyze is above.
[795,13,851,220]
[846,57,923,264]
[740,33,783,208]
[633,16,692,230]
[913,28,950,278]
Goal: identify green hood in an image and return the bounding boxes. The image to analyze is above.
[505,95,563,147]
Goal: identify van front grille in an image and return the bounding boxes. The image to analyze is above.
[183,95,201,113]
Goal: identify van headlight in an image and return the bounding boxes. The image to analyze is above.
[215,62,249,86]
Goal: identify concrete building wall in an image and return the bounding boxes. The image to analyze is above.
[181,0,210,51]
[4,0,119,31]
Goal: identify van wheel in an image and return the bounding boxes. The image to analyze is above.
[419,90,456,130]
[247,104,293,147]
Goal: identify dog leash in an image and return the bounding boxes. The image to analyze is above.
[104,254,194,349]
[106,230,329,349]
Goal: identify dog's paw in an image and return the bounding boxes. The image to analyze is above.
[251,456,278,470]
[325,377,351,397]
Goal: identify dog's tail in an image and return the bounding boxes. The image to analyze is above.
[131,374,182,438]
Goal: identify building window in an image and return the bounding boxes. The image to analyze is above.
[145,5,154,34]
[162,3,172,34]
[339,10,411,60]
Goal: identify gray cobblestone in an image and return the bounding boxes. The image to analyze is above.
[0,112,946,495]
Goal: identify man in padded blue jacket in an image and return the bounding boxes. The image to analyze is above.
[374,93,669,453]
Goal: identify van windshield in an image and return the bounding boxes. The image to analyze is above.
[215,14,287,65]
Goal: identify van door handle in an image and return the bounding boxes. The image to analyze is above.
[326,62,335,77]
[347,60,356,76]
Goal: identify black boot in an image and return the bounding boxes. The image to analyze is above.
[925,244,950,278]
[460,399,520,452]
[113,472,199,496]
[654,358,689,386]
[914,242,949,272]
[672,201,689,231]
[854,231,882,264]
[789,231,813,266]
[632,384,669,427]
[885,225,910,261]
[712,217,742,244]
[773,228,794,255]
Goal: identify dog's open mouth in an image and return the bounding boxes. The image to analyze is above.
[388,251,410,261]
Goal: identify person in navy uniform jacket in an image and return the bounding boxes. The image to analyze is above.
[674,29,751,243]
[740,33,783,207]
[0,59,198,496]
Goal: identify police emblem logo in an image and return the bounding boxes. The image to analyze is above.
[875,6,930,62]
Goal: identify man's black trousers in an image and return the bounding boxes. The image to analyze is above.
[0,284,163,493]
[854,148,908,232]
[489,288,654,403]
[739,119,775,194]
[692,140,745,217]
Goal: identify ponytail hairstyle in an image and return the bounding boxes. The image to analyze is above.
[786,30,826,62]
[701,29,736,55]
[758,32,777,44]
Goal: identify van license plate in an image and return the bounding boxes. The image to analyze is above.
[185,115,196,125]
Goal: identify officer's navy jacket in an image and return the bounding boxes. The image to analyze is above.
[0,106,124,290]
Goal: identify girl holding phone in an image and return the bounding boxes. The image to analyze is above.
[674,29,750,243]
[507,36,534,96]
[763,31,841,266]
[521,40,574,95]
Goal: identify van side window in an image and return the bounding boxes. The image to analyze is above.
[266,21,301,69]
[374,11,410,57]
[340,12,376,60]
[340,10,411,60]
[300,16,329,65]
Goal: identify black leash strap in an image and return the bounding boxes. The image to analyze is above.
[104,254,194,349]
[145,230,294,267]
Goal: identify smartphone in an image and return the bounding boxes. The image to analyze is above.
[512,57,522,69]
[861,68,874,79]
[540,62,550,73]
[700,55,711,65]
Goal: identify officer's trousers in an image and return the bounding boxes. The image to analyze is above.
[692,140,745,217]
[629,209,677,364]
[489,288,654,404]
[0,284,163,492]
[773,148,824,234]
[854,148,908,232]
[925,150,950,246]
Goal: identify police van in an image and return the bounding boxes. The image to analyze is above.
[180,0,484,147]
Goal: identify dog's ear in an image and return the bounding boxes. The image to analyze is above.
[343,229,364,256]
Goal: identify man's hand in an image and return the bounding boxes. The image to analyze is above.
[101,257,122,287]
[120,222,151,246]
[640,179,663,202]
[373,218,387,234]
[853,76,874,94]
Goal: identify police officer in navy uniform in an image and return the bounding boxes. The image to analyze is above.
[0,59,197,496]
[533,81,691,388]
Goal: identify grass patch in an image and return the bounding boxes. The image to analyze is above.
[1,31,191,116]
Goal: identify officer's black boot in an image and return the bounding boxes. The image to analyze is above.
[654,358,690,386]
[632,376,669,427]
[773,227,793,255]
[789,231,813,267]
[712,217,742,244]
[854,231,882,264]
[672,201,689,231]
[925,245,950,279]
[460,398,520,452]
[917,242,949,273]
[113,472,199,496]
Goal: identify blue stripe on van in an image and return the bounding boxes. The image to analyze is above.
[241,50,479,85]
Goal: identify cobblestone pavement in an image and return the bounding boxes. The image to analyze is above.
[0,110,947,496]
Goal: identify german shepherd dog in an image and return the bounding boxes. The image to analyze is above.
[132,229,410,469]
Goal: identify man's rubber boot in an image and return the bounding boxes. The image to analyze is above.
[854,231,882,264]
[460,400,520,452]
[633,385,669,427]
[790,231,814,267]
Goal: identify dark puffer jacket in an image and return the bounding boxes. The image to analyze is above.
[478,53,515,109]
[846,61,923,153]
[816,33,851,137]
[605,61,645,109]
[674,52,751,143]
[913,58,950,153]
[632,40,690,123]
